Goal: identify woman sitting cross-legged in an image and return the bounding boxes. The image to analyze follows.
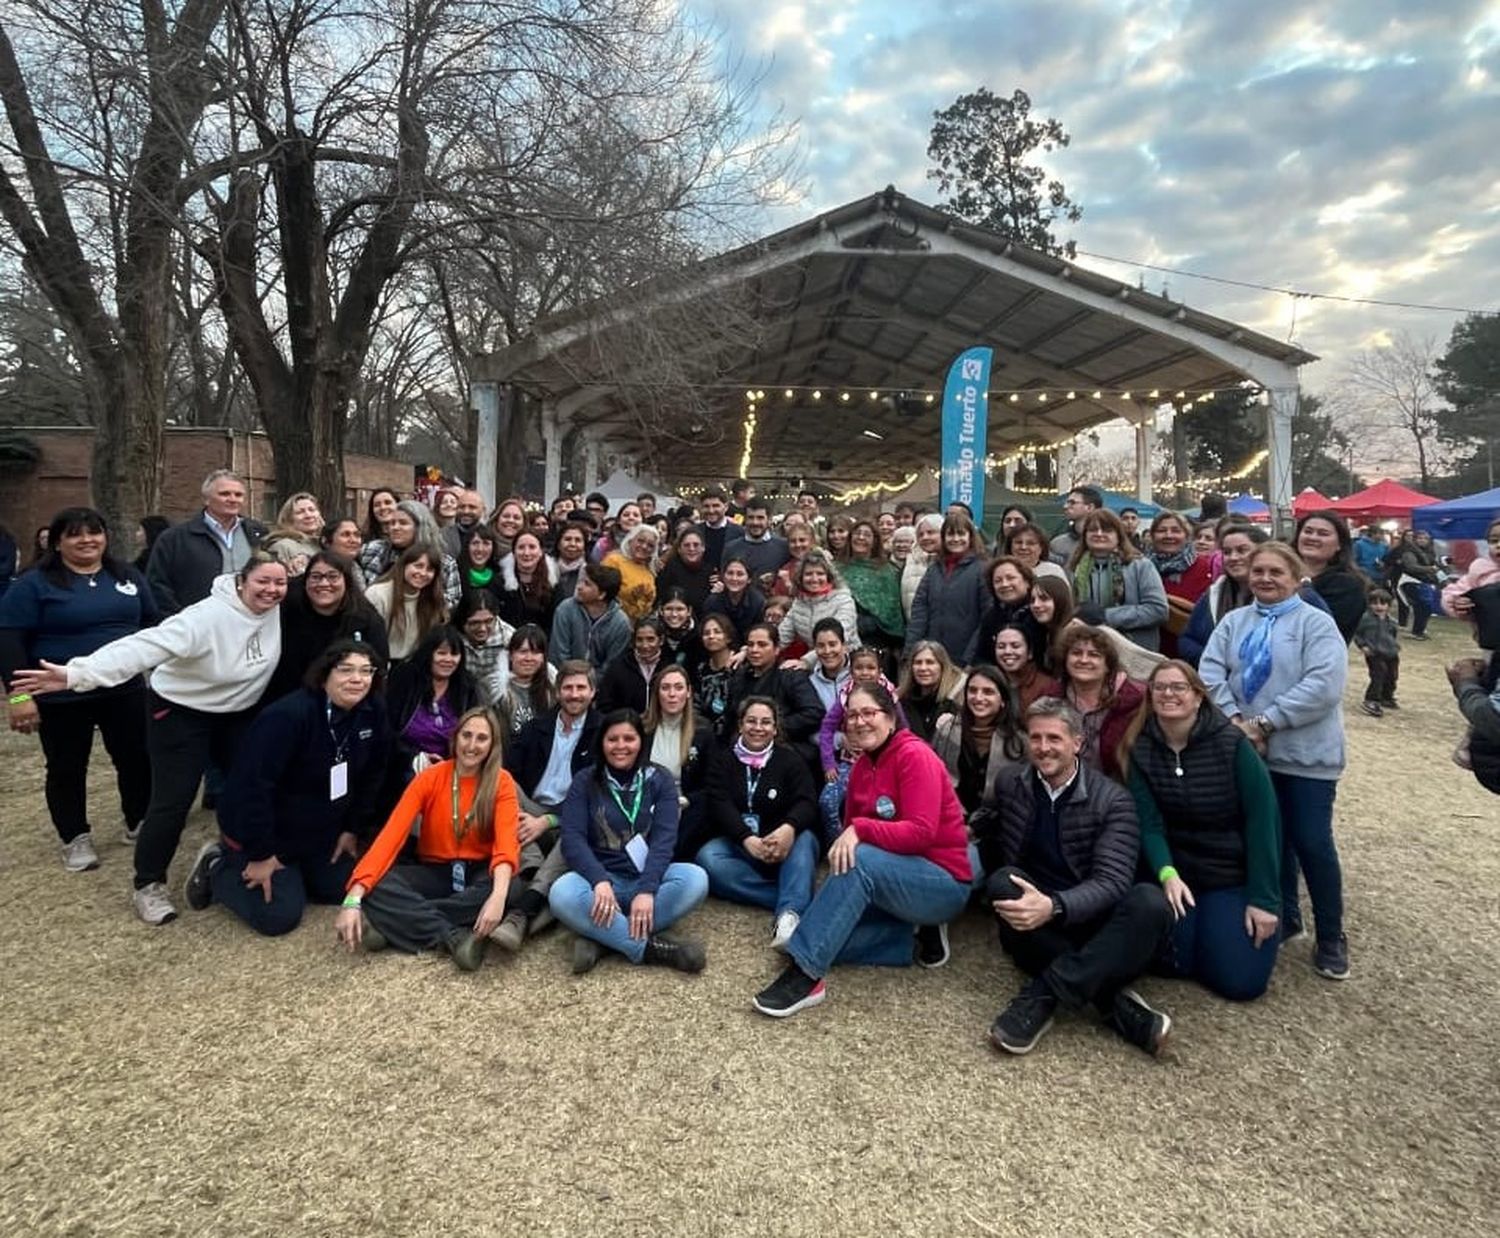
[547,710,710,975]
[334,706,520,972]
[751,682,972,1017]
[1122,660,1282,1001]
[186,641,392,934]
[695,697,820,950]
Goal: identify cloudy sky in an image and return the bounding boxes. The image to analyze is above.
[687,0,1500,474]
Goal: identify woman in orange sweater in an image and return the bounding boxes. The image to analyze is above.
[335,706,519,971]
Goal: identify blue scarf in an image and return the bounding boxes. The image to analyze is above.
[1238,595,1302,702]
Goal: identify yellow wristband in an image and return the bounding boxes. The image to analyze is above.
[1158,865,1179,883]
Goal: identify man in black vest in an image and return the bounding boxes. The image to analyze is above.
[974,697,1173,1057]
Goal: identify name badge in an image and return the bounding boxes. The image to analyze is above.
[742,813,761,836]
[625,833,649,872]
[875,795,895,820]
[115,580,138,596]
[329,761,348,801]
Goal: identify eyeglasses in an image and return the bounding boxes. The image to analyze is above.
[1151,682,1193,697]
[307,572,343,585]
[332,664,376,678]
[845,708,886,724]
[464,618,496,631]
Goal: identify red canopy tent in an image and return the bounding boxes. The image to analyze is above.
[1292,487,1335,517]
[1327,478,1440,523]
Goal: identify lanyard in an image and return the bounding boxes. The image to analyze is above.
[451,766,476,838]
[607,773,645,828]
[743,764,763,807]
[325,701,351,764]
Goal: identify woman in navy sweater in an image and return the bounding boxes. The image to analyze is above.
[547,709,709,974]
[0,507,157,872]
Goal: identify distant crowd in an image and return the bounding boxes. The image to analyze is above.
[3,472,1497,1056]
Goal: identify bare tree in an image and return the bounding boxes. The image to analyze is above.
[1340,332,1446,489]
[0,2,228,529]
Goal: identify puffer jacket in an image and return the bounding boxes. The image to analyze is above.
[905,553,992,666]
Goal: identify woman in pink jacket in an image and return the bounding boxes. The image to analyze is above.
[752,681,972,1017]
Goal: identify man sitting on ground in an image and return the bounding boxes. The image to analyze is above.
[974,697,1174,1058]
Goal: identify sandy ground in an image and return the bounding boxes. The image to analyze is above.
[1,621,1497,1237]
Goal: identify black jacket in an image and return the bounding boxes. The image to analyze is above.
[709,742,818,844]
[725,664,825,746]
[146,514,267,615]
[218,687,391,861]
[595,654,655,716]
[507,707,600,801]
[655,555,716,615]
[264,579,390,703]
[972,762,1140,924]
[1308,568,1367,644]
[385,661,483,768]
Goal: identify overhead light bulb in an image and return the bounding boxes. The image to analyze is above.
[1009,394,1020,403]
[812,390,822,400]
[924,394,935,404]
[1066,390,1076,400]
[784,389,794,399]
[745,390,756,401]
[840,392,850,402]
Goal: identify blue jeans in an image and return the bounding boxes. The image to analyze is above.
[818,763,850,844]
[696,832,817,917]
[210,847,354,937]
[1156,885,1280,1001]
[548,863,708,963]
[1273,772,1343,943]
[787,844,969,978]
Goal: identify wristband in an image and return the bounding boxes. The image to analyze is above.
[341,895,362,908]
[1157,865,1179,884]
[546,813,558,829]
[8,693,32,706]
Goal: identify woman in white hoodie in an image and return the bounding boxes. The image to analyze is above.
[901,514,943,621]
[12,552,289,926]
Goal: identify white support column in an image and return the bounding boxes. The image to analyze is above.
[1003,458,1017,490]
[582,433,604,492]
[1054,442,1075,495]
[542,406,563,504]
[471,381,500,509]
[1134,409,1156,505]
[1266,386,1298,536]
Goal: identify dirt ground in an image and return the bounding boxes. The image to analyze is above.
[1,621,1496,1237]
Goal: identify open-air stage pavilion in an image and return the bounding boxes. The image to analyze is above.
[471,188,1316,520]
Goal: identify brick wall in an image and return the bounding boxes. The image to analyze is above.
[0,427,413,548]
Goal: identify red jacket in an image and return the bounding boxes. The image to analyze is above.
[845,729,973,884]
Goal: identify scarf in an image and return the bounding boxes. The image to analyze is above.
[1073,552,1126,606]
[733,737,773,769]
[466,565,495,589]
[801,580,833,598]
[1149,545,1196,581]
[1237,595,1302,702]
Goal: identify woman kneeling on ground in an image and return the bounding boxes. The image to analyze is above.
[335,707,520,972]
[547,710,710,974]
[752,682,972,1018]
[186,641,391,935]
[1122,660,1282,1001]
[696,697,820,951]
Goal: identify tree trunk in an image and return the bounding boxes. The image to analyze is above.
[1171,410,1190,508]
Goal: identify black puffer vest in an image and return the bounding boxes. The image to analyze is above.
[1131,707,1248,891]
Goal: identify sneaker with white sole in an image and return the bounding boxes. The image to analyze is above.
[62,833,101,872]
[752,963,826,1017]
[184,840,223,910]
[771,910,800,951]
[132,882,178,925]
[915,922,950,968]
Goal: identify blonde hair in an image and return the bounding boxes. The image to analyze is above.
[449,707,507,840]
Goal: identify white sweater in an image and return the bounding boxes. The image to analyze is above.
[65,574,281,712]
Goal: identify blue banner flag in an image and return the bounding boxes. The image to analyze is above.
[940,346,992,515]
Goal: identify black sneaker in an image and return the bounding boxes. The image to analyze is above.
[1105,988,1172,1056]
[753,963,826,1017]
[988,982,1058,1055]
[1381,699,1399,710]
[1314,934,1350,980]
[643,934,706,974]
[1359,700,1382,717]
[448,930,485,972]
[571,935,602,975]
[184,840,223,910]
[915,923,950,968]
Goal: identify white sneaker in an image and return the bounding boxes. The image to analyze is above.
[132,881,178,925]
[62,833,101,872]
[771,910,800,951]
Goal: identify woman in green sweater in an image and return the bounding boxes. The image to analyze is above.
[842,519,905,660]
[1121,659,1282,1001]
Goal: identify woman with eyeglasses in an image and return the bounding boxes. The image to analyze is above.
[751,682,972,1017]
[453,589,515,705]
[264,551,390,702]
[696,696,820,948]
[182,640,392,936]
[1120,660,1282,1000]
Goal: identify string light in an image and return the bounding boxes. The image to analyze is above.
[834,474,920,504]
[734,384,1246,404]
[739,409,757,477]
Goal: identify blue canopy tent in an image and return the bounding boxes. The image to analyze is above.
[1227,493,1271,521]
[1097,489,1164,519]
[1412,487,1500,540]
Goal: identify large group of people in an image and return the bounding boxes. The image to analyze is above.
[0,469,1482,1060]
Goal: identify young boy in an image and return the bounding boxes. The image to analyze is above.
[1354,589,1401,716]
